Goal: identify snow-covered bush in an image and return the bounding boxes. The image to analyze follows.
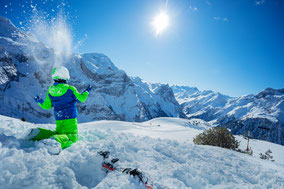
[260,149,275,162]
[193,127,240,150]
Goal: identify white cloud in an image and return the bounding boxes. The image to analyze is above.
[223,17,229,22]
[205,0,212,6]
[213,17,229,23]
[256,0,265,5]
[213,16,221,20]
[189,5,198,12]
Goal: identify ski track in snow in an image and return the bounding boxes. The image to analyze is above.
[0,115,284,189]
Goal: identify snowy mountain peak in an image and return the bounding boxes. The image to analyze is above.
[171,85,199,93]
[171,85,199,99]
[0,16,16,31]
[0,16,21,39]
[81,53,119,74]
[255,87,284,99]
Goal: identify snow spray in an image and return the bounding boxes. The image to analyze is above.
[21,7,73,67]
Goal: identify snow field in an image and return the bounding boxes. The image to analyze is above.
[1,115,284,188]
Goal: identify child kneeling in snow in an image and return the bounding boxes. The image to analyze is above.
[28,66,92,154]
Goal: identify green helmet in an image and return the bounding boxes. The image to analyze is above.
[52,66,70,80]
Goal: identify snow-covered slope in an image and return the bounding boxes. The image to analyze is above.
[1,115,284,188]
[0,16,185,123]
[172,85,284,145]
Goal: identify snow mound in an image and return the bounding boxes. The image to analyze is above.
[1,115,284,188]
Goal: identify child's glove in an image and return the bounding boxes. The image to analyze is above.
[85,85,93,93]
[34,96,44,104]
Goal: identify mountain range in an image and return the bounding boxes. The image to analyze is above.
[0,16,185,124]
[0,16,283,145]
[171,85,284,145]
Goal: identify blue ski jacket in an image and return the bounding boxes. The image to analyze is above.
[38,82,89,120]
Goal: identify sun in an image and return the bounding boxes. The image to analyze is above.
[152,11,169,35]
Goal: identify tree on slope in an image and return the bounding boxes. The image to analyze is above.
[193,127,240,150]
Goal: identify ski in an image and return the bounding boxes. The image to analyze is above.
[98,151,154,189]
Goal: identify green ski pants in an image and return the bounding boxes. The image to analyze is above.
[33,118,78,149]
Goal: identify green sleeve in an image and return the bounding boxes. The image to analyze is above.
[38,91,52,110]
[69,86,89,103]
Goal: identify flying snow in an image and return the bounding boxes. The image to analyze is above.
[25,12,73,66]
[4,0,79,67]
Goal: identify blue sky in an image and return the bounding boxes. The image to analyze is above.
[1,0,284,97]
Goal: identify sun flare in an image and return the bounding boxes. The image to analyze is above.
[152,11,169,35]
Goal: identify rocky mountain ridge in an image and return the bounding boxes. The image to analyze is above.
[172,85,284,145]
[0,16,185,123]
